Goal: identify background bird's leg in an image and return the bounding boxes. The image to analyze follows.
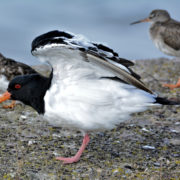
[56,133,90,164]
[163,78,180,89]
[3,100,16,109]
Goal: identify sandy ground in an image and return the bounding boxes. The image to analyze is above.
[0,58,180,180]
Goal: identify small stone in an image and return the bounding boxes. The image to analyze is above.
[28,140,36,146]
[170,129,179,133]
[170,139,180,145]
[175,122,180,125]
[142,127,150,132]
[20,115,27,120]
[153,162,160,166]
[142,145,155,150]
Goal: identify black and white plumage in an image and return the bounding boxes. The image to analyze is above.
[31,30,159,131]
[0,30,179,164]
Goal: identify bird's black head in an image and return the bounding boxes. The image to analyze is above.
[4,73,52,114]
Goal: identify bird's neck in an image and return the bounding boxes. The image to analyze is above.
[30,70,53,114]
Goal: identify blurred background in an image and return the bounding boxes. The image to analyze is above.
[0,0,179,65]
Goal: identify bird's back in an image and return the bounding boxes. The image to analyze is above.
[0,54,37,81]
[150,19,180,56]
[31,30,157,131]
[44,59,157,131]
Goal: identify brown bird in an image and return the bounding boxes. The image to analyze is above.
[131,9,180,89]
[0,53,37,108]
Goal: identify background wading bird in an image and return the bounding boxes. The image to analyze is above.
[131,9,180,89]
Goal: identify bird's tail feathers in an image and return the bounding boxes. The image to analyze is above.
[155,97,180,105]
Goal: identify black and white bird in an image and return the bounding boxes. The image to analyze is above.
[0,30,179,164]
[0,53,37,108]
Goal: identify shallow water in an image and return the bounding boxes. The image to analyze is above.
[0,0,179,65]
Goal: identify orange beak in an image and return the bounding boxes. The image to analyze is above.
[0,91,11,103]
[130,18,150,25]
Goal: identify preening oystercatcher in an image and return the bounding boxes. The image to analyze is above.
[0,30,179,164]
[131,9,180,89]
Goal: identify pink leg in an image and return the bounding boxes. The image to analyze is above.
[163,78,180,89]
[56,133,90,164]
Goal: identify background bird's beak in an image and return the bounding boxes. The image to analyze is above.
[130,18,150,25]
[0,91,11,103]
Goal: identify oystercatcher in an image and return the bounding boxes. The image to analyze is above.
[0,30,179,164]
[131,9,180,89]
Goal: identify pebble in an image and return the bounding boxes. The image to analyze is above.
[142,127,150,132]
[28,140,36,146]
[142,145,155,150]
[20,115,27,120]
[170,129,179,133]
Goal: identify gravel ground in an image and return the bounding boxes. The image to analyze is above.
[0,58,180,180]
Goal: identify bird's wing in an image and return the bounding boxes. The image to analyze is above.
[31,30,153,94]
[162,20,180,51]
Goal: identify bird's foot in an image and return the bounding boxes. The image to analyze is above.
[3,100,16,109]
[56,156,80,164]
[56,134,90,164]
[163,78,180,89]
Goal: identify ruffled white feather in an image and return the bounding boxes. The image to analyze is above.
[33,48,157,131]
[32,32,158,131]
[0,75,9,92]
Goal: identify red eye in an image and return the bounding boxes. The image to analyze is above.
[15,84,21,89]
